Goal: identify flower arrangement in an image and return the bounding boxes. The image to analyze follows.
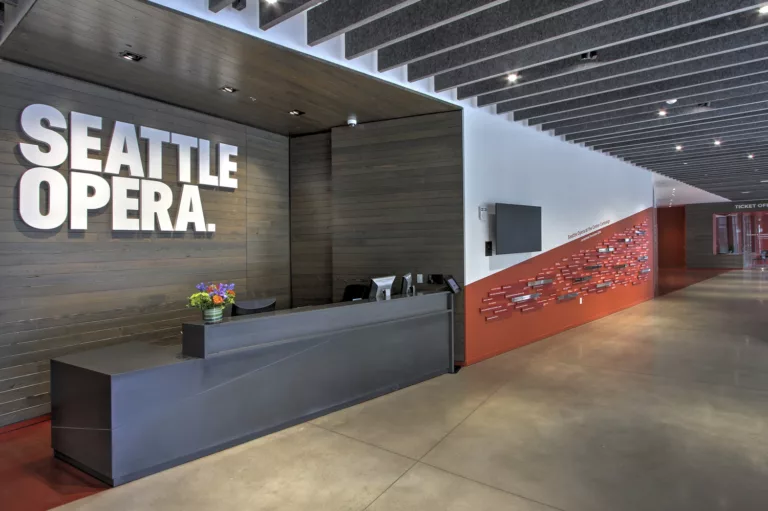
[188,282,236,311]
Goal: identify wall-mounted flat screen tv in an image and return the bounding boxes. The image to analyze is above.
[495,203,542,255]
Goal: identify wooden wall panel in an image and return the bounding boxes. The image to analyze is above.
[331,111,465,359]
[245,127,291,306]
[290,133,332,307]
[0,62,290,426]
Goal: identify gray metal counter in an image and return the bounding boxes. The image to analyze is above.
[51,292,454,486]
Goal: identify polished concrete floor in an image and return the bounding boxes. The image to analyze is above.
[56,271,768,511]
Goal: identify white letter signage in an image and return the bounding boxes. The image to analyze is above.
[16,104,239,233]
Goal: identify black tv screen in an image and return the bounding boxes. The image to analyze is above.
[495,203,542,255]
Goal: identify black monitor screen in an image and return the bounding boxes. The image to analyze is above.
[495,204,542,255]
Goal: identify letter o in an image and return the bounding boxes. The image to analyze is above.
[19,167,68,229]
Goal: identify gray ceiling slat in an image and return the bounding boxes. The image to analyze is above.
[307,0,418,46]
[477,35,768,107]
[457,13,768,100]
[499,58,768,114]
[541,86,768,131]
[666,175,768,186]
[553,94,768,136]
[208,0,232,12]
[430,0,762,90]
[619,138,768,161]
[376,0,603,72]
[413,0,684,84]
[601,125,768,153]
[645,150,768,170]
[664,178,768,189]
[344,0,505,59]
[592,120,768,151]
[508,66,768,119]
[260,0,325,30]
[563,102,768,140]
[613,134,768,159]
[580,112,768,146]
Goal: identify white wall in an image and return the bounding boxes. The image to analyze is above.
[464,109,654,285]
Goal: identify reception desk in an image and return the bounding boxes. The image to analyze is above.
[50,292,455,486]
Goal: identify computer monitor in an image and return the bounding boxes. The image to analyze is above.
[369,276,396,300]
[394,273,412,296]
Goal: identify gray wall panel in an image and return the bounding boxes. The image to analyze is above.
[290,133,333,307]
[685,202,751,269]
[331,111,465,360]
[0,61,290,427]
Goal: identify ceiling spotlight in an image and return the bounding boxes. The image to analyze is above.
[658,109,668,117]
[265,0,279,4]
[289,109,305,116]
[507,73,520,83]
[760,5,768,14]
[118,50,144,62]
[760,180,768,183]
[749,154,755,159]
[675,145,683,151]
[220,86,237,93]
[666,99,678,105]
[714,140,722,146]
[742,191,753,194]
[683,163,688,165]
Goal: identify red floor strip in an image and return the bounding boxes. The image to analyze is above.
[0,419,107,511]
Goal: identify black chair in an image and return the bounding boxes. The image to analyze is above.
[341,284,370,302]
[231,297,277,317]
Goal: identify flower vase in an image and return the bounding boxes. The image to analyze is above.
[203,307,224,324]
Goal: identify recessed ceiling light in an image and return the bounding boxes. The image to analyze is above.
[761,180,768,183]
[666,99,678,105]
[507,73,520,83]
[658,110,667,117]
[760,5,768,14]
[289,110,305,116]
[118,50,144,62]
[742,191,752,194]
[265,0,279,4]
[749,154,755,159]
[220,86,237,93]
[675,145,683,151]
[714,140,722,146]
[683,162,688,165]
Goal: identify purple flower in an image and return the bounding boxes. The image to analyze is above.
[196,282,206,292]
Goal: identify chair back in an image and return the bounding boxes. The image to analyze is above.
[231,297,277,317]
[341,284,370,302]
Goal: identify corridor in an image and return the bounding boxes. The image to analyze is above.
[56,271,768,511]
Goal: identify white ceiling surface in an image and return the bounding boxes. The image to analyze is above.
[653,173,729,207]
[151,0,728,207]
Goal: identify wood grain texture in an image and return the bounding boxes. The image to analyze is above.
[0,0,454,136]
[0,61,290,426]
[331,111,465,359]
[290,133,332,307]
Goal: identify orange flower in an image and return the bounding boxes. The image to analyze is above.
[212,295,224,305]
[227,290,236,296]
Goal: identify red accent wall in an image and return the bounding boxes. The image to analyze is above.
[657,206,686,268]
[464,209,655,365]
